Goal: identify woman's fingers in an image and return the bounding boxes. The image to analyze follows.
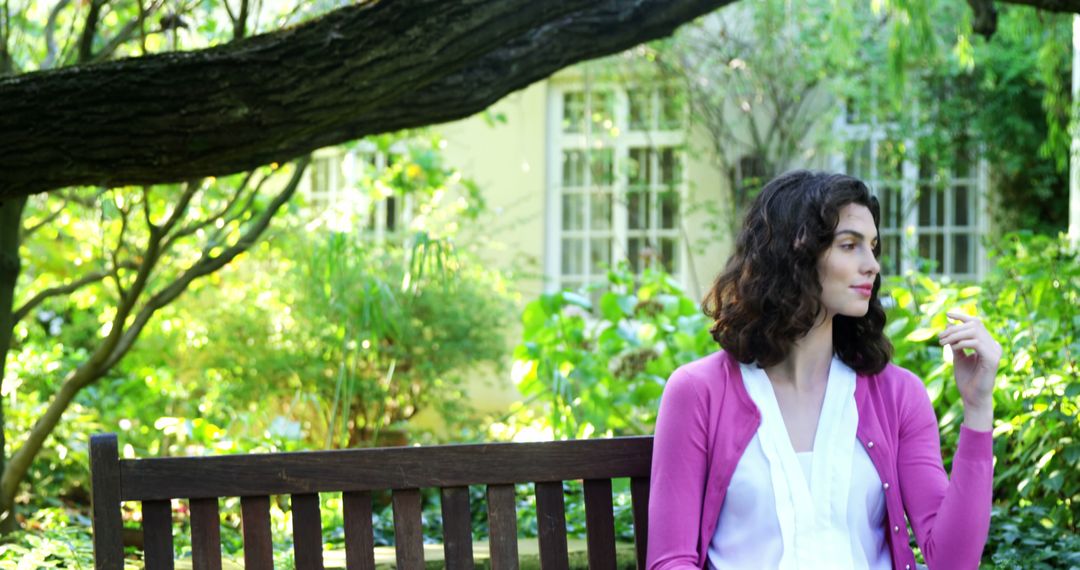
[939,321,986,345]
[948,339,981,351]
[945,311,979,323]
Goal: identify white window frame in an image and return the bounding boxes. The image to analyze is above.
[304,141,413,239]
[831,109,989,281]
[545,78,688,293]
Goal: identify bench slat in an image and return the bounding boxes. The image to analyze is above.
[343,491,376,570]
[292,493,325,570]
[440,486,475,570]
[392,489,425,570]
[631,476,650,570]
[240,496,274,570]
[535,481,569,570]
[189,498,222,570]
[118,437,653,500]
[142,500,174,570]
[583,479,616,570]
[486,484,518,570]
[90,434,124,570]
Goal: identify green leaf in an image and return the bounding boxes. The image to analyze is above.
[905,327,937,342]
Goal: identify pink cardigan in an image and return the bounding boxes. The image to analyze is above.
[647,350,993,570]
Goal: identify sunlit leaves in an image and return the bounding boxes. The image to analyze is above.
[514,264,714,439]
[885,231,1079,531]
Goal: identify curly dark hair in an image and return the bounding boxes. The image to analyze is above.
[702,170,892,374]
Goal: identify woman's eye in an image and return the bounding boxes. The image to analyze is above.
[841,243,856,250]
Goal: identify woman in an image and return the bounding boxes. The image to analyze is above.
[647,171,999,570]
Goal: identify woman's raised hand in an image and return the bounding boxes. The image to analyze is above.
[938,311,1002,431]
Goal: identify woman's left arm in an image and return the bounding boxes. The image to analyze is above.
[898,311,1001,569]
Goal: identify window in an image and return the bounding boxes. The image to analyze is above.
[304,142,411,239]
[835,110,985,280]
[549,83,686,293]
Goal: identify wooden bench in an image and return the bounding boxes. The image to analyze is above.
[89,433,653,570]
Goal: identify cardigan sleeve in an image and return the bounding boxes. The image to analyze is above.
[895,371,994,570]
[647,367,711,570]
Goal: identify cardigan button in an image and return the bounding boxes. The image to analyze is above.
[893,525,900,533]
[883,482,890,490]
[867,441,875,448]
[905,565,911,570]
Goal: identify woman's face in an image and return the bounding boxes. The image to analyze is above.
[817,203,881,319]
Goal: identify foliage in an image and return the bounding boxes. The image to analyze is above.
[514,264,715,439]
[987,504,1080,569]
[885,232,1080,532]
[513,233,1079,563]
[648,0,862,228]
[919,6,1071,234]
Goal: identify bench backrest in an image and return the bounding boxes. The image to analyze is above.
[90,433,654,570]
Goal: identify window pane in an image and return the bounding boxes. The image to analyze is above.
[846,139,871,180]
[953,235,971,274]
[386,196,397,231]
[562,194,584,230]
[590,191,612,231]
[936,189,945,228]
[591,149,614,186]
[562,150,586,187]
[311,158,333,195]
[591,91,616,134]
[628,148,651,187]
[628,238,643,273]
[590,238,611,270]
[628,190,649,230]
[658,86,684,130]
[877,139,904,182]
[659,148,682,186]
[660,238,677,272]
[954,185,969,226]
[918,185,932,226]
[918,234,931,261]
[660,191,679,230]
[628,89,650,131]
[882,236,901,275]
[562,238,584,275]
[563,92,586,133]
[935,234,944,272]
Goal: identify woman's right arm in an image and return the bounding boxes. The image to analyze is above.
[647,368,710,570]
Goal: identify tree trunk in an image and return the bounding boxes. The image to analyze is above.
[0,0,731,197]
[0,195,26,532]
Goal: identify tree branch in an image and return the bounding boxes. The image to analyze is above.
[77,0,109,64]
[18,198,66,241]
[160,170,255,252]
[12,260,138,323]
[91,0,167,63]
[0,0,731,197]
[101,157,308,370]
[43,0,75,69]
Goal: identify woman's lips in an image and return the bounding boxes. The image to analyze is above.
[851,285,873,297]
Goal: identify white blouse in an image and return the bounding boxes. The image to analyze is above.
[706,358,892,570]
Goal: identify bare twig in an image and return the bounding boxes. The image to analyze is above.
[13,260,139,323]
[91,0,166,62]
[18,199,67,241]
[77,0,109,63]
[43,0,74,69]
[101,157,308,370]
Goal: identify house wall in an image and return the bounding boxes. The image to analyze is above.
[424,70,742,423]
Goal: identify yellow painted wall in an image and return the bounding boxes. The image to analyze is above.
[420,73,740,423]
